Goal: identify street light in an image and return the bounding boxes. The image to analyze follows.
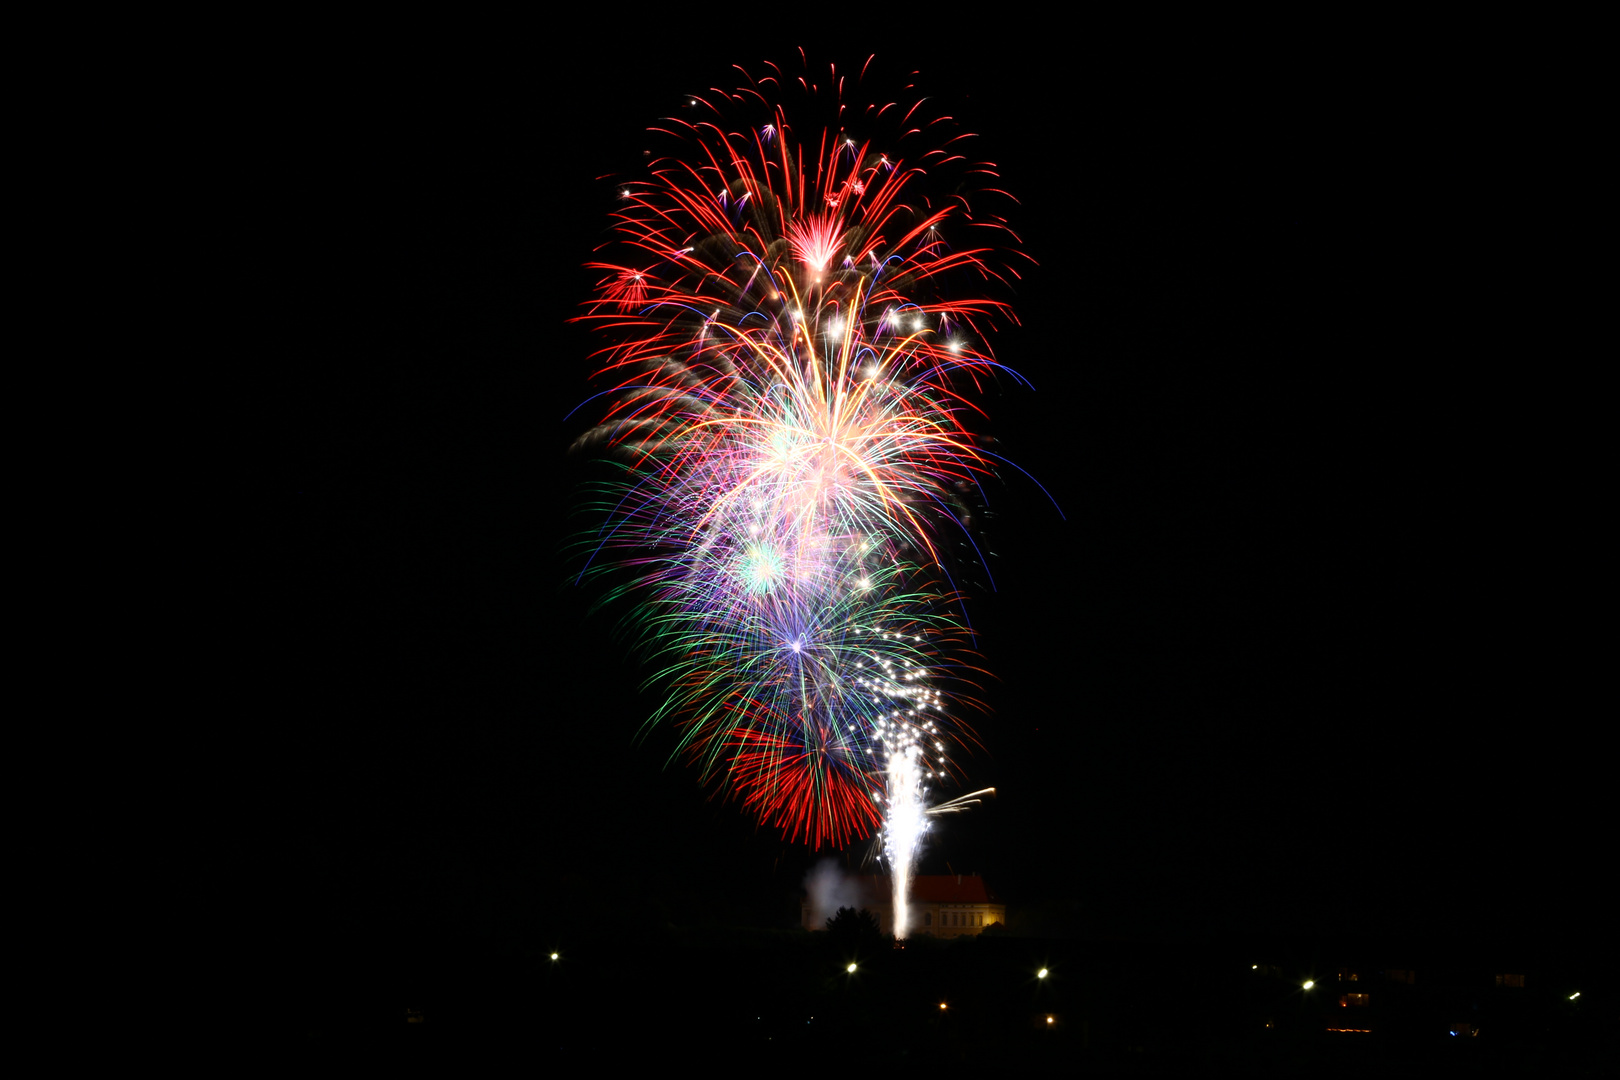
[1302,980,1315,991]
[1037,968,1049,980]
[847,963,857,974]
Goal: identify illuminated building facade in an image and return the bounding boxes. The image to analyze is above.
[802,874,1006,937]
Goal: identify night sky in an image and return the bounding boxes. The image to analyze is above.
[269,33,1598,967]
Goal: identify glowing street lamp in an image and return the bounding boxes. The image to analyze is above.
[846,963,857,974]
[1037,968,1049,980]
[1302,980,1315,991]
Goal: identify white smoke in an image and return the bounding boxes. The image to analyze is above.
[803,859,868,929]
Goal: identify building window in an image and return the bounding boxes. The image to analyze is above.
[923,912,932,928]
[1495,974,1525,988]
[1339,993,1370,1007]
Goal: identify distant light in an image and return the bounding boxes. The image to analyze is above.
[847,963,857,973]
[939,1003,947,1010]
[1252,965,1257,970]
[549,952,559,961]
[1570,991,1581,1000]
[1037,968,1049,979]
[1046,1015,1054,1025]
[1303,980,1315,990]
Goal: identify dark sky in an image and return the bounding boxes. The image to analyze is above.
[269,33,1598,959]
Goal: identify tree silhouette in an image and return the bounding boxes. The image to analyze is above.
[826,906,885,951]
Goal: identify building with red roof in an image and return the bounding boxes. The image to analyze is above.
[802,874,1006,938]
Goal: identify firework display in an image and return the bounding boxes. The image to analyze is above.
[572,57,1025,930]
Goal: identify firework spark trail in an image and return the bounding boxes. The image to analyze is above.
[572,55,1029,936]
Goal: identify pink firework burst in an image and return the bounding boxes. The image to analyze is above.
[786,213,844,274]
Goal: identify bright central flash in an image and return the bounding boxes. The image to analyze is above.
[740,543,783,594]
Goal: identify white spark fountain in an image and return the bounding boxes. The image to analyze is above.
[861,627,995,939]
[883,745,926,939]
